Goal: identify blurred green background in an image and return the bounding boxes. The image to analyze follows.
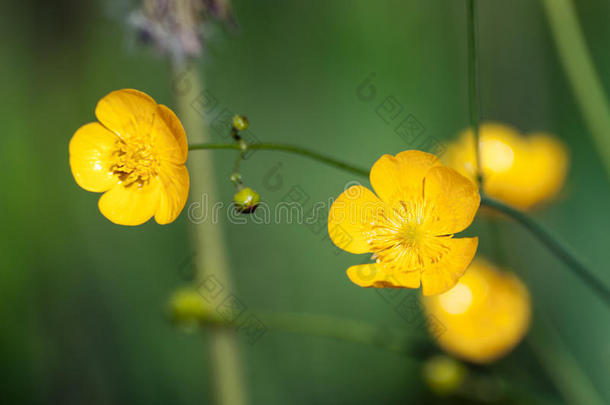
[1,0,609,404]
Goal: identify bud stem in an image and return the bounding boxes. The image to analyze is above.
[189,142,369,177]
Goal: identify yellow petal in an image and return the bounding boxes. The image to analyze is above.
[346,263,421,288]
[443,123,569,210]
[525,134,568,203]
[370,150,441,204]
[441,131,477,183]
[155,164,190,224]
[98,179,161,226]
[485,134,568,209]
[423,166,480,235]
[157,104,188,163]
[480,124,521,175]
[422,258,531,363]
[151,107,187,165]
[69,122,119,192]
[95,89,157,141]
[442,123,523,187]
[328,185,384,254]
[421,237,478,296]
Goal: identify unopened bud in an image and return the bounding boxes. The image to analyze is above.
[232,115,249,131]
[422,355,466,395]
[168,288,210,330]
[233,187,260,213]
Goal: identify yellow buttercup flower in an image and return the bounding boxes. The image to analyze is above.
[69,89,189,225]
[328,150,480,296]
[443,123,568,209]
[422,258,531,363]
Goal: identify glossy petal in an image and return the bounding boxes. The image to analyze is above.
[95,89,157,140]
[328,185,384,254]
[370,150,441,204]
[424,166,480,235]
[98,180,161,226]
[151,107,187,165]
[155,164,190,224]
[346,263,421,288]
[69,122,119,192]
[157,104,188,163]
[421,237,478,296]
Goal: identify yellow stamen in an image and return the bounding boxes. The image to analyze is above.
[111,136,160,187]
[368,198,450,272]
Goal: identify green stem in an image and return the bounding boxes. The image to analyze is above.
[486,218,508,267]
[466,0,483,185]
[208,310,563,405]
[255,311,429,358]
[232,152,244,178]
[481,195,610,307]
[174,66,248,405]
[188,142,369,178]
[542,0,610,179]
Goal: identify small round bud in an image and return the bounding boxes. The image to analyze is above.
[168,288,210,331]
[233,187,260,213]
[422,355,466,395]
[230,173,243,185]
[232,115,249,131]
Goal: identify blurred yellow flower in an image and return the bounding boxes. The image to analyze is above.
[328,150,480,296]
[69,89,189,225]
[422,258,531,363]
[443,123,568,209]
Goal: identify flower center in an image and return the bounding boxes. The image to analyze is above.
[111,136,160,187]
[402,223,425,244]
[368,198,450,273]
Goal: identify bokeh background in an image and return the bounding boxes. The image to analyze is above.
[1,0,609,404]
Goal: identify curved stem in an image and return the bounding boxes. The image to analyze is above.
[481,195,610,307]
[189,142,369,178]
[243,311,429,358]
[542,0,610,179]
[466,0,483,185]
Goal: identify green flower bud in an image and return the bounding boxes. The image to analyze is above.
[233,187,260,213]
[168,288,210,330]
[230,173,243,185]
[232,115,249,131]
[422,355,467,395]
